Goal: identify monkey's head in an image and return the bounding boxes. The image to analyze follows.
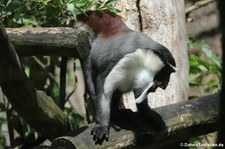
[72,10,131,39]
[148,45,176,92]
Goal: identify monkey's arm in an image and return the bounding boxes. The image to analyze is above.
[82,57,96,99]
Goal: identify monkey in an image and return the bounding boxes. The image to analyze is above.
[73,10,176,144]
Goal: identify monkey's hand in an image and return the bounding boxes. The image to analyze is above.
[91,124,109,144]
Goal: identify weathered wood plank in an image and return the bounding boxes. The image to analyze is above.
[6,27,90,59]
[51,94,219,149]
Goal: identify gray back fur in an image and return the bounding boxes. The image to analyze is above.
[90,31,175,77]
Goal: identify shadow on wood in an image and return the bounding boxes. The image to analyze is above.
[51,94,219,149]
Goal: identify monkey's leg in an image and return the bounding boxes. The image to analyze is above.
[110,90,123,131]
[136,99,166,131]
[91,76,112,144]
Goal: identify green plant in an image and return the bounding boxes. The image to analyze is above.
[64,107,84,127]
[0,0,121,147]
[188,39,221,98]
[0,0,120,27]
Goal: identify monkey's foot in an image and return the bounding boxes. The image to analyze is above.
[91,124,109,144]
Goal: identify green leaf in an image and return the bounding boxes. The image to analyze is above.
[188,38,196,48]
[188,39,221,95]
[17,18,39,26]
[67,3,74,11]
[64,107,84,126]
[5,0,12,8]
[200,40,222,70]
[105,0,120,5]
[24,66,30,77]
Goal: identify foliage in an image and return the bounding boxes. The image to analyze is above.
[64,107,84,126]
[188,38,221,98]
[188,38,221,148]
[0,0,120,147]
[20,118,40,140]
[0,0,120,27]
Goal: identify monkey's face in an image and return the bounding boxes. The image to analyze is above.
[148,66,174,93]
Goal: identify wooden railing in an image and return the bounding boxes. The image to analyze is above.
[0,24,219,148]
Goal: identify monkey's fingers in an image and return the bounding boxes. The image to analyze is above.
[91,125,109,144]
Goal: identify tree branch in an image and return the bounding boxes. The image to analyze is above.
[0,22,78,140]
[51,94,219,148]
[185,0,216,14]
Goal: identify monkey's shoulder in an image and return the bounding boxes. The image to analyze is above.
[92,31,155,50]
[90,31,175,72]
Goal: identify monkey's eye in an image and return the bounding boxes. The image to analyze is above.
[159,82,168,89]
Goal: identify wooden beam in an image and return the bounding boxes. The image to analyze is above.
[0,22,76,140]
[6,27,90,59]
[51,94,219,149]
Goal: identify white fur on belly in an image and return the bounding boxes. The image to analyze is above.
[104,48,164,103]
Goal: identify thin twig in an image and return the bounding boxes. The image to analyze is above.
[32,56,48,69]
[66,84,78,103]
[185,0,217,14]
[31,56,59,86]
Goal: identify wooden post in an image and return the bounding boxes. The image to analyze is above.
[116,0,189,108]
